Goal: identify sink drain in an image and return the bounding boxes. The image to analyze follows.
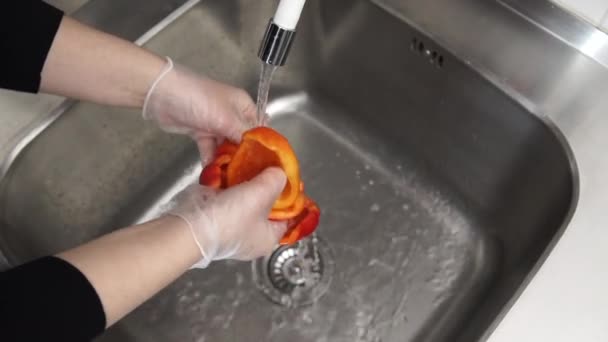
[252,235,334,307]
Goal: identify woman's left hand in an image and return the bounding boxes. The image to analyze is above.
[143,58,258,164]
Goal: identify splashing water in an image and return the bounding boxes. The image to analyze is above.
[256,62,278,125]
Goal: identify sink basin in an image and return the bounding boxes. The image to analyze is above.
[0,0,574,341]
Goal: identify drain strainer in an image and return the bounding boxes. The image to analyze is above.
[252,235,334,307]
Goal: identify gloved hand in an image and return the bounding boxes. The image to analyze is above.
[167,167,288,268]
[143,57,257,164]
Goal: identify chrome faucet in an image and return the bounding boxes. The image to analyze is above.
[258,0,306,66]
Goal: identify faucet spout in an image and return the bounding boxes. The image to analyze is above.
[258,0,306,66]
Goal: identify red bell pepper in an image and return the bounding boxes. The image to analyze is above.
[200,126,320,244]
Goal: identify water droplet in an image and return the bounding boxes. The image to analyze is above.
[280,294,293,307]
[391,235,408,243]
[370,203,381,212]
[432,294,445,307]
[368,179,375,186]
[236,272,244,286]
[402,203,409,211]
[427,246,437,259]
[301,311,313,324]
[364,164,371,170]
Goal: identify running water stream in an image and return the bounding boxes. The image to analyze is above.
[253,63,327,307]
[256,62,278,125]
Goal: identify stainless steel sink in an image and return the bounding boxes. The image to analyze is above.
[0,1,574,341]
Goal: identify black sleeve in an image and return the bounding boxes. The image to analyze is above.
[0,1,64,93]
[0,256,106,341]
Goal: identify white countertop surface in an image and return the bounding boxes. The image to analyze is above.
[490,221,608,341]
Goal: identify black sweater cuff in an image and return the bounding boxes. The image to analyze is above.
[0,256,106,341]
[0,1,64,93]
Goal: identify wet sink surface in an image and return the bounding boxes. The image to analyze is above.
[0,1,573,341]
[100,95,495,341]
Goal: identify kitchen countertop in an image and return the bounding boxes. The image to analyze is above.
[2,0,607,340]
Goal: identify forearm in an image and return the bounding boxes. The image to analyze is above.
[0,256,106,341]
[40,16,165,108]
[58,216,201,328]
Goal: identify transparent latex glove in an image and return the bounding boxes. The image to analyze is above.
[143,57,257,164]
[168,168,288,268]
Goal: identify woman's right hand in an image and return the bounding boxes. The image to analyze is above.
[167,168,288,268]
